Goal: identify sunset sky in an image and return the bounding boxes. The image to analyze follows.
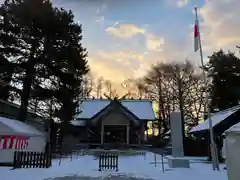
[51,0,239,83]
[1,0,240,91]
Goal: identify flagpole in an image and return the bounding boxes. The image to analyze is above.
[194,6,219,171]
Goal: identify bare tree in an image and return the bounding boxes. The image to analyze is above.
[121,79,132,98]
[95,76,104,98]
[122,78,154,99]
[142,60,207,136]
[143,63,170,135]
[122,78,141,99]
[81,72,93,98]
[183,74,206,128]
[135,78,150,99]
[104,80,112,98]
[160,60,208,133]
[161,61,193,129]
[103,79,118,98]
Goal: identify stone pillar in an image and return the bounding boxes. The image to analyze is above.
[170,112,184,157]
[126,126,130,144]
[101,122,104,144]
[168,112,189,168]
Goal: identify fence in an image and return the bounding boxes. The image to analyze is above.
[56,144,90,166]
[13,151,52,168]
[98,153,118,171]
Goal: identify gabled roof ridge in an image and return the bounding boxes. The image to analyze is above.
[83,98,152,102]
[212,104,240,116]
[84,98,109,101]
[120,99,151,102]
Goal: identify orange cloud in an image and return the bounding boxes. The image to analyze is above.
[88,50,154,82]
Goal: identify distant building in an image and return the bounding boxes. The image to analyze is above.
[189,105,240,159]
[0,116,46,165]
[189,105,240,135]
[0,100,47,165]
[71,98,156,145]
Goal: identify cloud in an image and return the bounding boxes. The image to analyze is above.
[176,0,189,8]
[87,51,146,95]
[94,3,107,15]
[88,50,151,96]
[95,16,105,23]
[88,49,169,88]
[87,35,189,86]
[199,0,240,52]
[88,50,148,81]
[146,34,164,52]
[105,24,165,52]
[105,24,146,38]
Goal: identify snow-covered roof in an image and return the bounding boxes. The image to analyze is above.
[70,120,86,126]
[0,116,45,136]
[165,130,171,135]
[225,122,240,134]
[189,108,239,133]
[75,99,155,120]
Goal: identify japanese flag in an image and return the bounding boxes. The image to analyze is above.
[194,18,200,52]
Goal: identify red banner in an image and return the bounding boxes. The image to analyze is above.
[0,135,29,150]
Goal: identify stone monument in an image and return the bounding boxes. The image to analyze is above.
[167,112,190,168]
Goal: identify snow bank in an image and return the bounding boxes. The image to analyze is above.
[0,152,227,180]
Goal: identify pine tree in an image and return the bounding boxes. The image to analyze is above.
[30,7,89,141]
[49,9,88,139]
[205,50,240,111]
[0,0,89,126]
[0,0,54,121]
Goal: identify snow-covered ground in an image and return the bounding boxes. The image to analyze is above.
[0,152,227,180]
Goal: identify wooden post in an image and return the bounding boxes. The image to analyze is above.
[101,122,104,144]
[154,153,156,167]
[161,154,165,173]
[141,123,144,145]
[126,126,130,144]
[59,152,62,166]
[98,154,101,171]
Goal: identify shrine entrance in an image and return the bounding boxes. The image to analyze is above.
[104,125,127,143]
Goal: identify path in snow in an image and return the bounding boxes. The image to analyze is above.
[45,174,155,180]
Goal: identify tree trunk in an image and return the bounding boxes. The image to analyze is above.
[0,75,12,100]
[178,80,185,152]
[158,78,167,135]
[18,43,36,121]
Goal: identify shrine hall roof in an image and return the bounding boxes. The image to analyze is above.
[75,98,156,120]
